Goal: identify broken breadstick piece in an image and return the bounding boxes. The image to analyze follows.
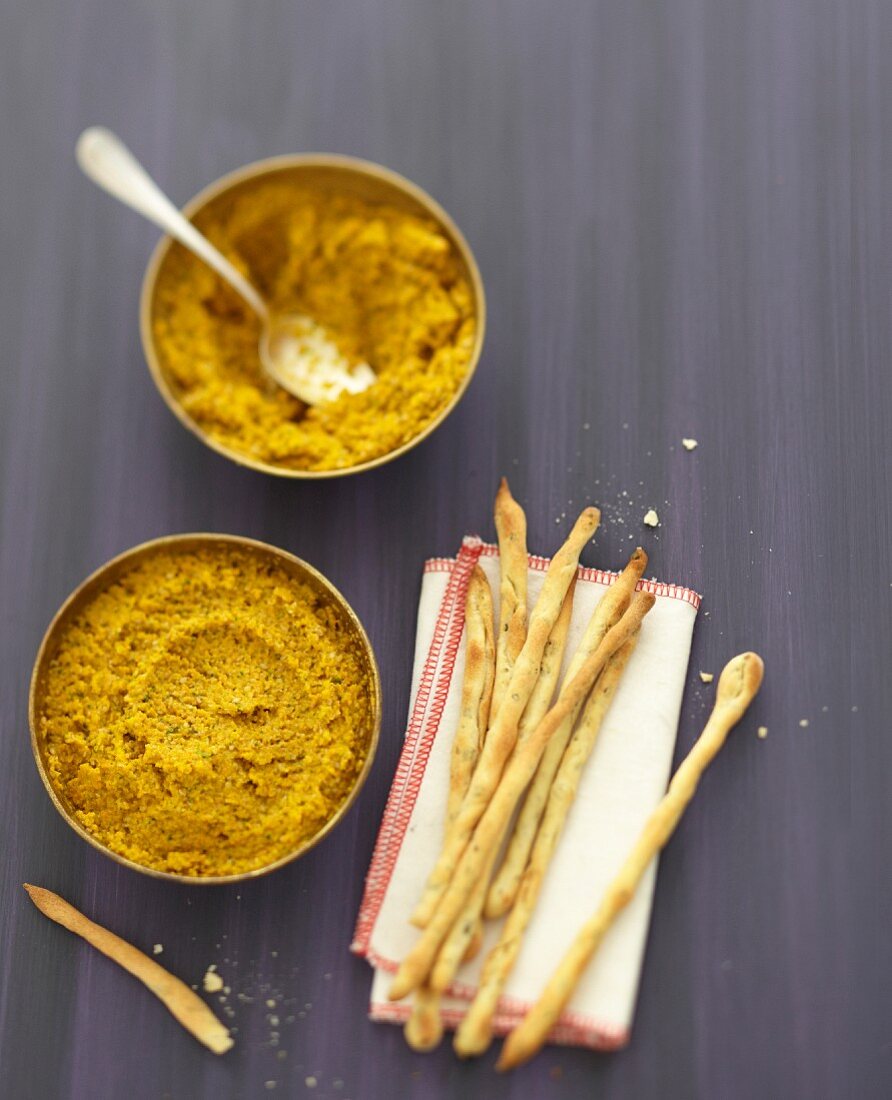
[496,652,764,1071]
[23,884,233,1055]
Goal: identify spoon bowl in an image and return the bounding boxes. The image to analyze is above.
[260,312,376,407]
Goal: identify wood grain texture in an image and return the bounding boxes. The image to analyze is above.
[1,1,891,1096]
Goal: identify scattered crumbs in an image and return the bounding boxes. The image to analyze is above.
[757,726,768,739]
[799,719,809,728]
[682,438,698,451]
[622,422,629,429]
[203,967,224,993]
[851,705,859,713]
[223,986,231,995]
[699,672,714,684]
[153,944,163,955]
[236,894,242,901]
[269,1015,279,1027]
[304,1002,313,1011]
[277,1050,288,1061]
[271,951,278,958]
[264,1083,276,1092]
[583,422,590,430]
[266,999,277,1009]
[305,1077,317,1089]
[643,509,659,528]
[822,705,829,712]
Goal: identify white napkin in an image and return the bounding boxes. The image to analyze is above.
[352,537,700,1050]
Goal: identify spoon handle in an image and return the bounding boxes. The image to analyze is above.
[76,127,268,321]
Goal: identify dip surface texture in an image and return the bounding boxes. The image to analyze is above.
[39,545,372,876]
[151,178,477,471]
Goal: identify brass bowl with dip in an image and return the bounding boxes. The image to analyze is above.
[139,154,486,478]
[29,534,382,884]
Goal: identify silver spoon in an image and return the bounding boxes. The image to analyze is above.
[76,127,376,406]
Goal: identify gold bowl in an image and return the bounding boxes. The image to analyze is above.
[29,533,382,884]
[139,154,486,478]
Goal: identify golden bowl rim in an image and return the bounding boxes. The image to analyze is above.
[138,152,487,478]
[28,532,383,885]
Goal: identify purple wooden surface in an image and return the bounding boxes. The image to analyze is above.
[2,1,891,1096]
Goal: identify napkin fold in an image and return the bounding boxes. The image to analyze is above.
[352,536,700,1050]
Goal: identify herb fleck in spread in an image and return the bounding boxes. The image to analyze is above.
[40,545,372,876]
[151,179,477,471]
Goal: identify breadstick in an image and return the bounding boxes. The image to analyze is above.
[430,583,576,994]
[411,506,600,929]
[23,885,233,1054]
[456,633,639,1056]
[404,983,444,1052]
[407,567,495,1049]
[389,593,654,1001]
[446,566,496,830]
[491,478,528,723]
[485,549,648,919]
[497,652,765,1071]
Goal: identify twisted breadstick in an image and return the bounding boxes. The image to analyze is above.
[485,549,647,919]
[491,478,528,723]
[456,632,639,1055]
[389,593,654,1001]
[430,582,576,994]
[446,566,496,830]
[497,652,765,1070]
[405,566,495,1051]
[411,506,600,929]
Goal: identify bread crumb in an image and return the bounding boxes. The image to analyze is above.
[699,671,714,683]
[757,726,768,739]
[799,719,809,728]
[266,998,277,1008]
[682,438,698,450]
[305,1077,317,1089]
[203,967,224,993]
[264,1083,276,1092]
[643,509,659,527]
[152,944,163,955]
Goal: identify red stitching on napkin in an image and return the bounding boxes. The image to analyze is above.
[368,1001,630,1052]
[352,537,484,955]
